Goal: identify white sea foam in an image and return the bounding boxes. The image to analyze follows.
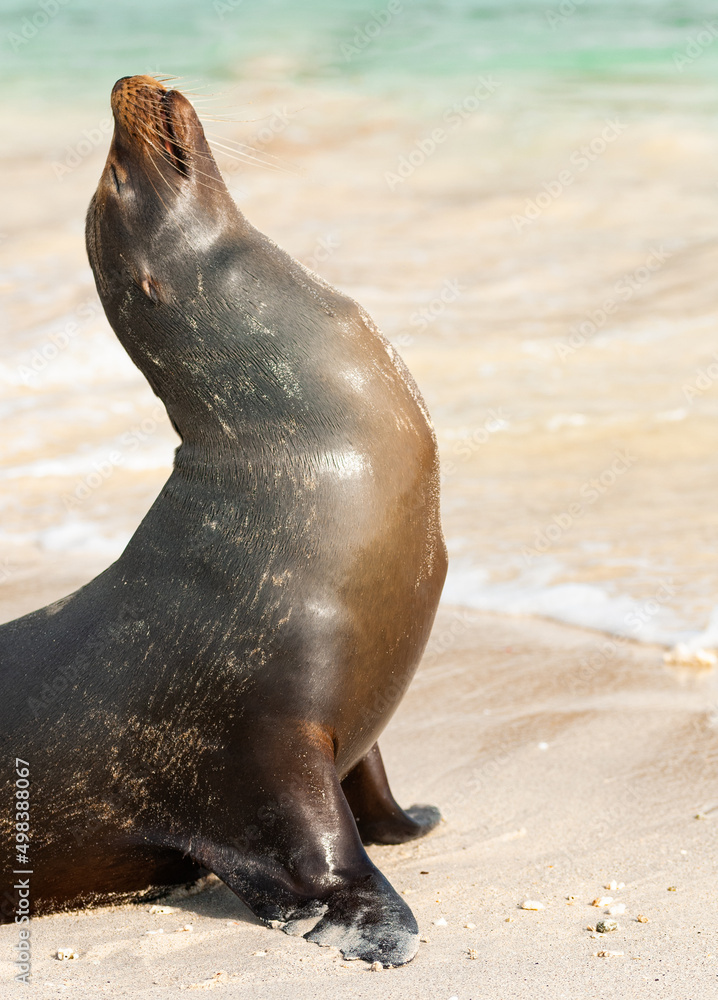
[442,557,710,647]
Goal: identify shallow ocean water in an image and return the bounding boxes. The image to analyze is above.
[2,3,718,645]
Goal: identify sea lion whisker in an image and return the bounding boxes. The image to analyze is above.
[207,144,293,174]
[204,134,297,173]
[118,94,290,176]
[121,108,274,187]
[141,141,222,216]
[126,120,225,195]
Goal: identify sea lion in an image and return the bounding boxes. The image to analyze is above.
[0,75,447,967]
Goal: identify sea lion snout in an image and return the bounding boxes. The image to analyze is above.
[88,77,229,301]
[107,76,215,187]
[111,74,166,100]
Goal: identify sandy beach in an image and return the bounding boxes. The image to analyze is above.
[1,607,717,997]
[2,40,718,1000]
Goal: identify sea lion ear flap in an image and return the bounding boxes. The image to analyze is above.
[140,275,162,304]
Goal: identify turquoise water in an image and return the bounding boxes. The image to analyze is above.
[2,0,718,107]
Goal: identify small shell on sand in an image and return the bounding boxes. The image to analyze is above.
[252,951,267,957]
[149,905,177,914]
[464,922,476,929]
[420,936,430,943]
[433,917,448,926]
[667,886,677,891]
[605,882,625,891]
[520,900,544,910]
[178,925,193,932]
[188,971,229,990]
[595,950,624,958]
[468,949,479,960]
[592,897,613,906]
[55,948,79,961]
[370,962,383,972]
[607,904,626,916]
[596,920,619,933]
[636,914,649,923]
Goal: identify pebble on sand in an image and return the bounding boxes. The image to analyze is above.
[370,962,383,972]
[520,900,544,910]
[149,905,177,914]
[595,950,624,958]
[636,914,649,923]
[55,949,79,961]
[468,949,479,960]
[433,917,448,926]
[596,920,619,933]
[663,645,717,669]
[591,897,613,906]
[607,904,626,916]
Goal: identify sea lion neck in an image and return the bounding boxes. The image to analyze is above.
[87,76,379,465]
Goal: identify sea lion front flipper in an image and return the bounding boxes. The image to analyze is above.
[188,738,420,967]
[341,743,442,845]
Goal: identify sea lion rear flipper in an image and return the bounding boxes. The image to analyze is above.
[189,738,420,967]
[341,743,442,845]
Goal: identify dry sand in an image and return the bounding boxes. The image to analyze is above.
[0,605,716,998]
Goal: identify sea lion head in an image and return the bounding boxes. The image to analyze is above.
[86,76,253,438]
[87,75,235,309]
